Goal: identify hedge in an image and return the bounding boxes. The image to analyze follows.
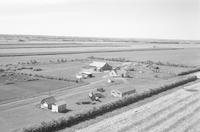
[88,56,194,68]
[22,75,197,132]
[177,68,200,76]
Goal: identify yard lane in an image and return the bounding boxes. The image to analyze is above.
[77,82,200,132]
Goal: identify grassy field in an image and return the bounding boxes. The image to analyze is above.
[0,71,84,104]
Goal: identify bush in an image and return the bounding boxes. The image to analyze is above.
[0,68,5,72]
[33,68,42,71]
[4,81,14,85]
[22,76,197,132]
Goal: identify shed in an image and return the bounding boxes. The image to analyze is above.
[52,101,67,113]
[41,96,56,109]
[111,86,136,98]
[76,71,93,79]
[81,71,93,78]
[89,61,112,72]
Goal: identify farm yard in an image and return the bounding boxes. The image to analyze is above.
[0,35,199,132]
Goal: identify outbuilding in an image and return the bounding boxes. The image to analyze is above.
[76,71,93,79]
[89,61,112,72]
[52,101,67,113]
[81,71,93,78]
[40,96,56,109]
[111,86,136,98]
[109,68,129,78]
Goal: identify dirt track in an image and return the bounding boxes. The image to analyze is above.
[77,82,200,132]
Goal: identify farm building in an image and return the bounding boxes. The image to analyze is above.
[89,61,112,72]
[111,86,136,98]
[40,96,56,109]
[109,69,119,77]
[52,101,67,113]
[118,69,129,78]
[76,71,93,79]
[109,68,130,78]
[81,71,93,77]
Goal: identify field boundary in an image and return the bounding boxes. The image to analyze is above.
[0,48,179,57]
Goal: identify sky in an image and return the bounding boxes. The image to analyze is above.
[0,0,199,40]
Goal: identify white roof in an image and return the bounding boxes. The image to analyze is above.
[82,71,92,75]
[89,61,107,68]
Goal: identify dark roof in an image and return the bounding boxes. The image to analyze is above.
[54,101,66,106]
[41,96,56,104]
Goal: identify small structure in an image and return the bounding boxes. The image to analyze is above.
[41,96,56,109]
[111,86,136,98]
[119,69,129,78]
[107,78,114,83]
[109,69,119,77]
[76,74,83,80]
[52,101,67,113]
[81,71,93,78]
[76,71,93,79]
[89,61,112,72]
[109,68,130,78]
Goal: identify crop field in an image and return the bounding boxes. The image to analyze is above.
[0,35,199,132]
[0,48,200,67]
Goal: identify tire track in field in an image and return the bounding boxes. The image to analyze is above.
[163,106,200,132]
[180,118,200,132]
[123,93,200,132]
[96,90,192,132]
[117,93,197,132]
[144,98,200,132]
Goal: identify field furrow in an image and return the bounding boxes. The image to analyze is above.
[124,93,200,132]
[117,94,194,131]
[145,98,200,132]
[164,107,200,132]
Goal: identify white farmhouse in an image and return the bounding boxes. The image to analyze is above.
[40,96,56,109]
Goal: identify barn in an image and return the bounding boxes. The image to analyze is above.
[52,101,67,113]
[89,61,112,72]
[40,96,56,109]
[111,86,136,98]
